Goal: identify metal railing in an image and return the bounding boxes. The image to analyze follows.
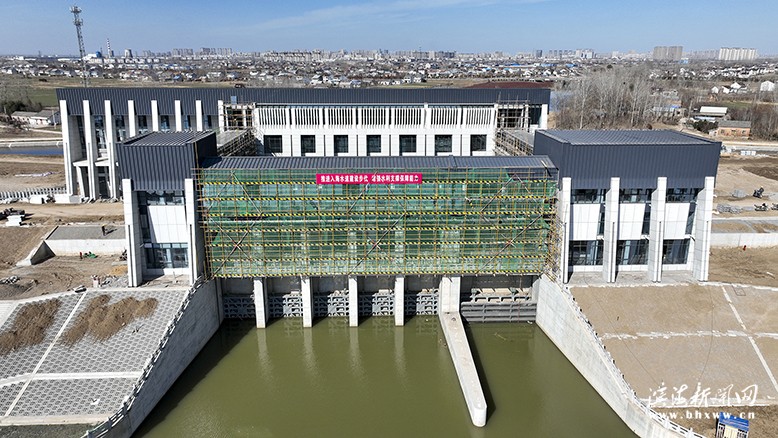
[0,186,67,201]
[83,277,207,438]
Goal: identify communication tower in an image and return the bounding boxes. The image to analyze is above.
[70,5,89,87]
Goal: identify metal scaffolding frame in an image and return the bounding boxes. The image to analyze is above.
[196,165,558,278]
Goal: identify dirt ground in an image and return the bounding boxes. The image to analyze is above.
[0,154,64,193]
[709,246,778,287]
[0,299,61,354]
[61,294,158,345]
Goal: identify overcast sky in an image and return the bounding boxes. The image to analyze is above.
[1,0,775,56]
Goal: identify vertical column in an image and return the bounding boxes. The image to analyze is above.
[76,168,86,198]
[104,100,119,199]
[59,100,76,195]
[123,179,142,287]
[602,177,619,283]
[539,104,549,130]
[174,100,183,131]
[439,275,461,314]
[693,176,715,281]
[195,100,204,131]
[83,100,98,199]
[349,275,359,327]
[217,100,225,131]
[394,275,405,326]
[324,134,334,156]
[357,135,367,156]
[184,178,199,284]
[254,278,269,328]
[127,100,137,137]
[647,177,667,282]
[559,177,572,283]
[151,100,160,132]
[301,276,313,328]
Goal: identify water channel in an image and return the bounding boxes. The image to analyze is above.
[136,317,636,437]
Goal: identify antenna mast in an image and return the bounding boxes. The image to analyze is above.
[70,5,89,87]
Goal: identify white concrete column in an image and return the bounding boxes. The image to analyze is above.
[195,100,204,131]
[324,134,334,156]
[122,179,142,287]
[439,275,461,314]
[76,167,86,198]
[217,100,225,131]
[539,104,549,130]
[174,100,183,131]
[693,176,715,281]
[647,177,667,282]
[602,178,619,283]
[82,100,98,199]
[104,100,120,199]
[184,178,199,284]
[301,276,313,328]
[323,107,329,129]
[254,278,269,328]
[357,135,367,156]
[349,275,359,327]
[59,100,76,195]
[151,100,160,132]
[423,103,430,129]
[127,100,137,137]
[559,177,572,283]
[394,275,405,326]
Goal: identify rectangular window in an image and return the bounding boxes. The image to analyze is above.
[145,243,189,269]
[205,115,213,130]
[617,240,648,265]
[400,135,416,154]
[183,115,192,130]
[93,115,106,148]
[619,189,651,203]
[160,115,171,132]
[367,135,382,155]
[137,115,149,134]
[686,203,696,234]
[138,190,185,206]
[334,135,349,155]
[572,189,605,204]
[569,240,603,266]
[264,135,283,154]
[114,115,126,142]
[434,135,452,155]
[666,188,699,203]
[301,135,316,155]
[663,239,690,264]
[642,204,651,235]
[471,134,487,152]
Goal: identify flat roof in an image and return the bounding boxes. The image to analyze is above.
[122,131,214,147]
[202,155,557,171]
[539,130,716,146]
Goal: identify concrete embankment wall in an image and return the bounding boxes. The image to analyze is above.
[99,280,221,438]
[711,233,778,248]
[535,277,701,438]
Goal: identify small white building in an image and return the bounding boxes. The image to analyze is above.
[760,80,776,93]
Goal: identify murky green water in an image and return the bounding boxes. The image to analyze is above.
[135,317,635,437]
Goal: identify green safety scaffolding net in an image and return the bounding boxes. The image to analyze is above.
[196,166,558,278]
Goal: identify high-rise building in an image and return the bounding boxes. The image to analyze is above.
[652,46,683,61]
[718,47,758,62]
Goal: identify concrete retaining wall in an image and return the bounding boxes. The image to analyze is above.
[535,277,702,438]
[45,239,126,256]
[711,233,778,248]
[95,279,221,438]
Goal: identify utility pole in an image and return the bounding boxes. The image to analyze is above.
[70,5,89,87]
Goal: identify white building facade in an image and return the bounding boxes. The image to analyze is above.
[56,88,550,200]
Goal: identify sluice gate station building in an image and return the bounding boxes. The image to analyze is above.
[55,86,721,431]
[52,87,722,325]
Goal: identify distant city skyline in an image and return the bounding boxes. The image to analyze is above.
[0,0,776,56]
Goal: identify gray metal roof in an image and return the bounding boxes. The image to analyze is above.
[534,130,720,190]
[540,130,716,146]
[123,130,214,147]
[202,155,557,171]
[718,120,751,128]
[56,87,550,116]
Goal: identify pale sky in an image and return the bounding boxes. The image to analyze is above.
[0,0,775,56]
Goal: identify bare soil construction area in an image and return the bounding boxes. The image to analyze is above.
[715,156,778,216]
[0,154,64,193]
[709,246,778,287]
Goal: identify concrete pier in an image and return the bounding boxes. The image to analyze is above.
[438,312,487,427]
[301,276,313,328]
[253,278,268,328]
[394,275,405,326]
[348,276,359,327]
